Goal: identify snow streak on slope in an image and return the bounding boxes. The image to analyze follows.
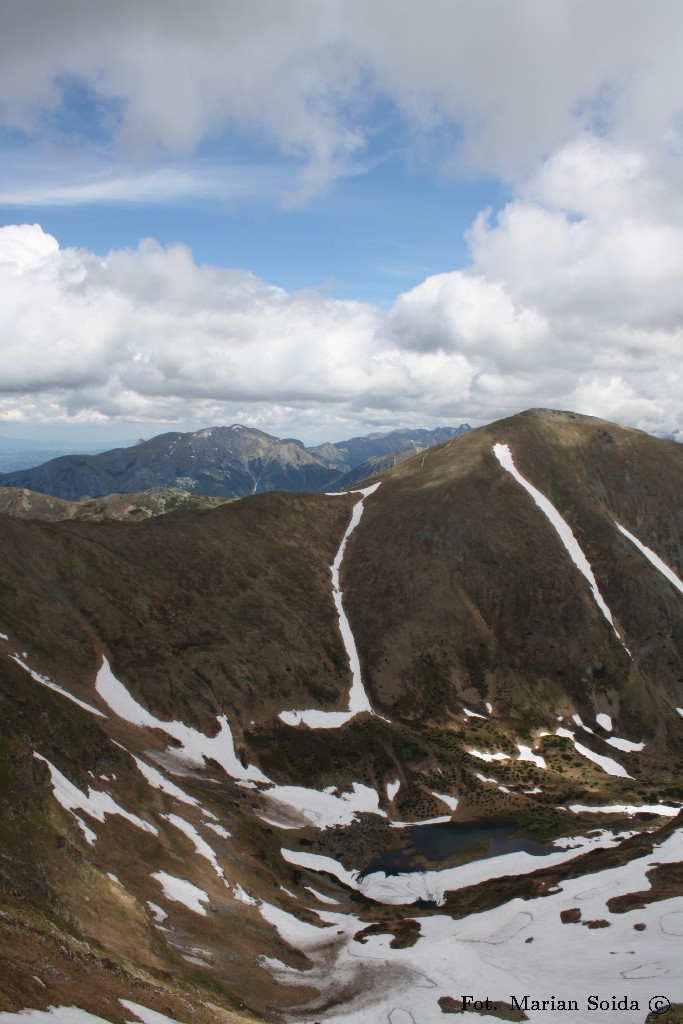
[568,802,681,815]
[131,755,202,808]
[431,790,459,811]
[555,728,631,778]
[279,483,381,729]
[604,736,644,752]
[493,444,627,648]
[95,657,269,784]
[10,653,107,718]
[34,753,158,843]
[161,813,226,882]
[615,521,683,596]
[468,749,509,762]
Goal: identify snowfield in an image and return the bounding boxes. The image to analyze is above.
[273,826,683,1023]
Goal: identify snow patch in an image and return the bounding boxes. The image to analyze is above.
[151,871,209,915]
[595,713,613,731]
[304,886,340,905]
[517,744,546,769]
[265,781,386,829]
[281,849,360,891]
[389,815,452,828]
[468,749,510,762]
[72,816,97,845]
[146,901,168,922]
[386,779,401,801]
[204,821,231,838]
[270,830,683,1024]
[233,883,257,905]
[0,1010,121,1024]
[604,736,645,752]
[259,899,332,945]
[284,829,627,907]
[431,791,459,811]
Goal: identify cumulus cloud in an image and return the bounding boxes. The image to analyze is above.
[1,3,682,438]
[1,1,682,194]
[381,137,683,430]
[1,135,682,439]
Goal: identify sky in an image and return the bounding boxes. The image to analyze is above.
[0,0,682,448]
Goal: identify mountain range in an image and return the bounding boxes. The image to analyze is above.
[0,408,682,1023]
[0,424,470,500]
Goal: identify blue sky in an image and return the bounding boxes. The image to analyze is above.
[0,1,681,447]
[0,147,499,306]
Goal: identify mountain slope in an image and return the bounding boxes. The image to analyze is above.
[1,408,682,1022]
[0,423,470,500]
[346,408,683,731]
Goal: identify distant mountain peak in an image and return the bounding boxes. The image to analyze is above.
[0,421,471,500]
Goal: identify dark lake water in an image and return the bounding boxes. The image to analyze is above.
[359,817,554,879]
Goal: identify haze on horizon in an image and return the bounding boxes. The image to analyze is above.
[0,0,682,448]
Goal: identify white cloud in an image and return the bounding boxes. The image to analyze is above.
[1,141,682,438]
[1,5,682,438]
[0,161,288,207]
[380,136,683,431]
[1,1,682,193]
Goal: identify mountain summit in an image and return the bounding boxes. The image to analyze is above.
[1,408,682,1022]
